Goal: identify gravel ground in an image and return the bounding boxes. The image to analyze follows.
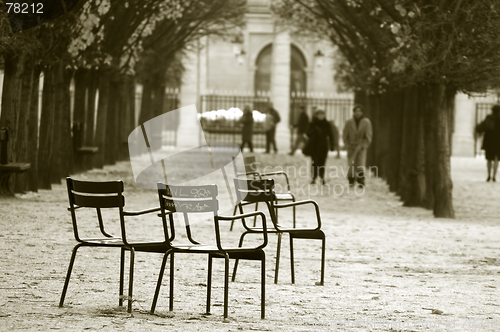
[0,152,499,332]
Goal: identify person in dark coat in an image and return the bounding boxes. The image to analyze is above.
[240,105,254,152]
[289,106,309,155]
[329,120,340,158]
[306,109,334,185]
[476,104,500,181]
[264,104,281,154]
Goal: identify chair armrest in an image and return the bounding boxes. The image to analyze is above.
[216,211,268,251]
[274,200,322,230]
[259,171,290,189]
[236,171,261,178]
[122,207,161,216]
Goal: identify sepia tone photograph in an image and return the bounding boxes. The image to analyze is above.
[0,0,499,331]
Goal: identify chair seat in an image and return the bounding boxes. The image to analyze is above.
[241,227,324,238]
[171,243,262,253]
[80,237,168,251]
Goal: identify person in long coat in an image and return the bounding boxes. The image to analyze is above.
[476,104,500,181]
[306,109,334,185]
[240,105,254,152]
[289,106,310,155]
[264,104,281,153]
[343,105,373,186]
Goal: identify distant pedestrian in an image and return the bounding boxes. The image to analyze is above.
[343,105,373,187]
[240,105,254,152]
[476,104,500,182]
[264,104,281,154]
[305,109,334,185]
[329,120,341,159]
[289,106,309,155]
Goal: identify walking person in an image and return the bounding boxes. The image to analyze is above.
[305,109,334,185]
[289,106,309,155]
[329,119,341,159]
[343,105,373,187]
[240,105,254,152]
[476,104,500,182]
[264,104,281,154]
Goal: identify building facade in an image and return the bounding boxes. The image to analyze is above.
[177,0,352,150]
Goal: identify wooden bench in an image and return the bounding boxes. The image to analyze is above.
[72,122,98,171]
[0,128,31,196]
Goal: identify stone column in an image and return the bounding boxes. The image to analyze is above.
[178,43,202,149]
[452,93,475,157]
[271,30,291,152]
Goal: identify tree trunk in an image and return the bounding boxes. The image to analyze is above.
[84,70,98,171]
[120,76,136,160]
[94,70,110,169]
[27,66,41,192]
[38,68,56,189]
[59,67,74,177]
[0,53,26,160]
[14,58,35,193]
[422,82,455,218]
[50,64,65,184]
[105,75,120,165]
[399,86,424,207]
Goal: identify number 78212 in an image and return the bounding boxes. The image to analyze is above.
[5,2,43,14]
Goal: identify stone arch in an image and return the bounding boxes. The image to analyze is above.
[254,43,273,94]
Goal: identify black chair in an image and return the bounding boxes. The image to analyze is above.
[230,156,296,230]
[232,178,325,285]
[60,177,164,313]
[151,183,268,319]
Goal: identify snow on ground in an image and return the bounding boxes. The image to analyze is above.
[0,153,499,331]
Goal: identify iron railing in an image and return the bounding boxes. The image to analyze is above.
[199,94,271,149]
[290,96,353,149]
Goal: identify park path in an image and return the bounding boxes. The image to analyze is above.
[0,153,499,331]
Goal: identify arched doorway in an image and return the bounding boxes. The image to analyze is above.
[290,45,307,129]
[290,44,307,95]
[254,44,273,94]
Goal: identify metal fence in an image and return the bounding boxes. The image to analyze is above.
[162,92,180,147]
[289,96,353,148]
[199,94,271,149]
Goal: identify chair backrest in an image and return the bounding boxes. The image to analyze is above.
[243,156,259,173]
[233,178,275,205]
[157,183,218,244]
[157,183,218,213]
[66,177,125,242]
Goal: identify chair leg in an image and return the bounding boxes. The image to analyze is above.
[59,243,82,307]
[231,232,248,282]
[151,250,171,314]
[206,255,213,314]
[230,205,238,231]
[261,254,266,319]
[223,254,230,319]
[274,233,282,284]
[127,247,135,313]
[252,202,259,227]
[289,236,295,284]
[292,205,296,228]
[320,236,326,286]
[169,252,175,311]
[119,248,125,307]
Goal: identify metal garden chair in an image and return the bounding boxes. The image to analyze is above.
[151,182,268,319]
[232,178,325,285]
[60,177,164,313]
[230,156,296,230]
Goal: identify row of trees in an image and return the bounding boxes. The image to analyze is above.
[0,0,245,194]
[274,0,500,217]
